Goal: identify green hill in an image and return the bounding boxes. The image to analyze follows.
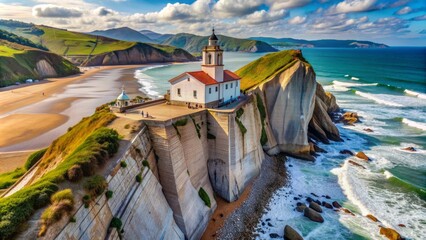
[162,33,277,53]
[250,37,388,48]
[236,50,306,91]
[0,39,79,87]
[0,29,47,50]
[90,27,155,44]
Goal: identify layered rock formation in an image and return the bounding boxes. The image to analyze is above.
[239,50,341,159]
[82,43,196,66]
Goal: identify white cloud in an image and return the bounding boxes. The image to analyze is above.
[288,16,307,25]
[266,0,311,11]
[32,4,83,18]
[238,9,288,25]
[93,7,117,17]
[395,6,412,15]
[0,3,33,19]
[214,0,264,17]
[328,0,378,14]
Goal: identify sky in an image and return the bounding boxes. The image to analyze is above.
[0,0,425,46]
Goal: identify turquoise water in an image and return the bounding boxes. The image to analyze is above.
[135,48,426,239]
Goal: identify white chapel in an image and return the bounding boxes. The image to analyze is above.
[169,29,241,108]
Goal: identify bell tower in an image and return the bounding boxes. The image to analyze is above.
[201,28,224,82]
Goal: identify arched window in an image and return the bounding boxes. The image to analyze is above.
[208,54,212,64]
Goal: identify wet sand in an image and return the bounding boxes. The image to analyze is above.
[0,64,151,173]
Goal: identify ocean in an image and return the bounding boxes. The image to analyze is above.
[134,48,426,239]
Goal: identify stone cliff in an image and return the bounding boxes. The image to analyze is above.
[82,43,197,66]
[238,50,341,159]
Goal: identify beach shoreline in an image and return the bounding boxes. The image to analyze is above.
[0,64,150,174]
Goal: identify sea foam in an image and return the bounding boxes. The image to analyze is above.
[355,91,403,107]
[402,118,426,131]
[333,80,378,87]
[404,89,426,100]
[351,77,359,81]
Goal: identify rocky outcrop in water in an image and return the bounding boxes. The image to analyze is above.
[82,43,196,66]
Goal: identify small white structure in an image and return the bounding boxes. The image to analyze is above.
[116,86,130,107]
[25,79,33,83]
[169,29,240,108]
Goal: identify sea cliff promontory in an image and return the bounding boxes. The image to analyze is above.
[0,50,342,240]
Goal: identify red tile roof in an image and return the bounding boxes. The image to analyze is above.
[187,71,218,85]
[169,70,240,85]
[224,70,240,82]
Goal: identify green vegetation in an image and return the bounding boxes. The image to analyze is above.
[256,93,268,146]
[39,189,74,236]
[0,39,79,87]
[110,217,123,231]
[0,106,118,239]
[84,175,107,197]
[198,187,211,208]
[162,33,277,53]
[0,29,47,50]
[235,118,247,136]
[25,148,47,170]
[105,190,113,199]
[136,173,142,183]
[236,108,244,118]
[190,116,201,138]
[120,161,127,168]
[142,160,150,169]
[174,118,188,126]
[82,195,91,208]
[236,50,302,91]
[0,168,25,189]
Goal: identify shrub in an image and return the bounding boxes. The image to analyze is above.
[235,118,247,136]
[82,195,91,208]
[136,174,142,183]
[236,108,244,118]
[25,148,47,170]
[174,118,188,126]
[51,189,74,204]
[0,167,26,189]
[190,116,201,138]
[110,217,122,230]
[256,93,266,123]
[260,127,268,146]
[120,161,127,168]
[67,165,83,182]
[198,187,211,208]
[105,190,113,199]
[69,216,76,223]
[142,160,150,169]
[84,175,107,197]
[124,124,130,129]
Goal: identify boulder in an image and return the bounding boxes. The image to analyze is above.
[296,203,307,212]
[304,207,324,223]
[332,201,342,208]
[284,225,304,240]
[309,202,323,213]
[340,149,354,155]
[402,147,416,152]
[356,151,370,161]
[342,208,355,216]
[363,128,374,132]
[322,201,333,209]
[340,112,360,125]
[306,197,314,203]
[366,214,379,222]
[348,160,366,169]
[379,227,402,240]
[311,193,319,197]
[269,233,280,238]
[397,224,406,228]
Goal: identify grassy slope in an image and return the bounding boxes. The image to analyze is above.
[236,50,307,91]
[0,40,79,87]
[162,33,276,53]
[38,26,136,56]
[0,105,117,239]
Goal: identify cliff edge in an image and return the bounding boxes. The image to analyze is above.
[237,50,341,159]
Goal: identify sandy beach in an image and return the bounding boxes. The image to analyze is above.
[0,64,150,174]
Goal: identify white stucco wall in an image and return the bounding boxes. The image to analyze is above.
[220,80,240,103]
[170,75,208,104]
[201,65,224,82]
[205,84,220,103]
